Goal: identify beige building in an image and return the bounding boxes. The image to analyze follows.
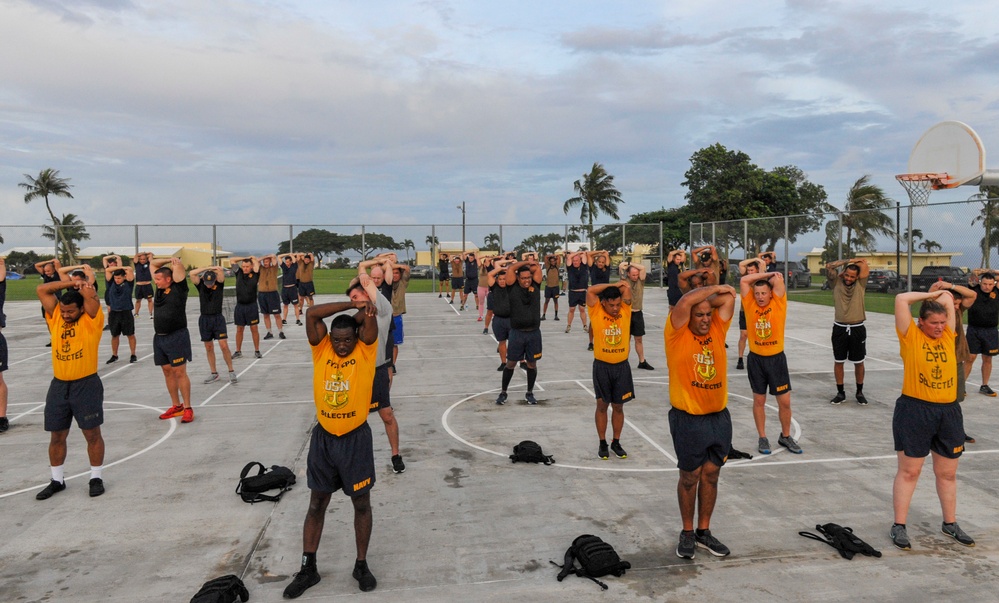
[1,243,233,270]
[801,248,962,275]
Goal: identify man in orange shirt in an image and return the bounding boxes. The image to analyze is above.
[587,281,633,460]
[665,284,736,560]
[36,278,107,499]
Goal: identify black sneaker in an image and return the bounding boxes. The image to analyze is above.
[525,392,538,405]
[611,441,627,459]
[232,351,242,359]
[736,357,744,370]
[129,355,138,363]
[264,332,274,340]
[282,319,288,325]
[89,477,105,497]
[587,343,594,351]
[254,351,263,359]
[482,328,488,334]
[296,320,303,326]
[695,529,731,557]
[438,293,442,298]
[391,455,406,474]
[497,363,505,372]
[965,435,976,444]
[981,384,997,397]
[105,355,118,364]
[495,392,508,405]
[637,360,654,370]
[279,332,287,340]
[352,561,377,592]
[283,569,320,599]
[889,524,911,550]
[554,315,560,321]
[598,441,609,460]
[0,417,8,432]
[830,392,846,405]
[676,530,696,559]
[856,392,868,405]
[942,522,975,547]
[540,314,547,321]
[36,480,66,500]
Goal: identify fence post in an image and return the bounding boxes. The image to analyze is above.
[361,225,366,261]
[431,225,437,294]
[784,216,790,284]
[212,224,218,265]
[906,206,913,291]
[134,224,139,257]
[289,225,294,254]
[744,219,748,257]
[659,221,664,287]
[499,224,504,254]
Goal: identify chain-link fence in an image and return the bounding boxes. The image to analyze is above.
[690,196,999,290]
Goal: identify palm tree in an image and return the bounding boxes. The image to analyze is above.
[483,233,501,251]
[20,169,76,263]
[901,227,923,249]
[970,185,999,267]
[403,239,415,264]
[563,162,623,248]
[41,213,90,264]
[425,234,439,263]
[839,175,895,254]
[919,240,942,254]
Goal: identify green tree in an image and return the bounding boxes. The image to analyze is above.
[836,175,895,254]
[5,250,54,274]
[919,240,942,254]
[403,239,415,264]
[563,162,623,248]
[683,144,766,222]
[343,233,403,260]
[41,213,90,264]
[970,185,999,267]
[482,233,501,252]
[20,168,76,263]
[514,233,564,258]
[277,228,346,264]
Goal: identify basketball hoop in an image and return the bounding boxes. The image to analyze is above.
[895,172,950,205]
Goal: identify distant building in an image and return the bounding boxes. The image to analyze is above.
[0,243,232,270]
[801,248,962,275]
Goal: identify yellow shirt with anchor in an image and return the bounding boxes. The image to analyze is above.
[898,319,957,403]
[665,312,730,415]
[311,337,377,436]
[588,303,632,363]
[741,291,786,356]
[46,306,104,381]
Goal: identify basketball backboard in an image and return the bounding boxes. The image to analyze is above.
[906,120,999,189]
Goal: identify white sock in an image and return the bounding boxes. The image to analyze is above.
[51,465,64,484]
[91,466,103,480]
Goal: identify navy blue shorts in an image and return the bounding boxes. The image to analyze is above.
[370,364,392,410]
[298,281,315,297]
[747,351,792,396]
[507,328,542,363]
[492,316,511,342]
[281,286,299,306]
[486,291,494,311]
[0,332,7,372]
[593,359,634,405]
[45,373,104,431]
[258,291,281,315]
[153,328,192,367]
[464,278,478,295]
[451,277,464,290]
[966,325,999,356]
[307,422,375,497]
[234,302,259,327]
[893,394,964,458]
[199,314,229,342]
[135,283,154,300]
[668,407,732,472]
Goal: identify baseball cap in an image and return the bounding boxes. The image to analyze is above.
[202,270,218,286]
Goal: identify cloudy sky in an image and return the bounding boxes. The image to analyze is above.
[2,0,998,239]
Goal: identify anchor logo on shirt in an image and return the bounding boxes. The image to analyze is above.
[755,317,772,340]
[693,346,717,382]
[604,323,622,347]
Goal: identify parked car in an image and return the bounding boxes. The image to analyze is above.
[909,265,969,292]
[865,269,900,293]
[771,261,812,288]
[5,271,24,280]
[410,265,435,279]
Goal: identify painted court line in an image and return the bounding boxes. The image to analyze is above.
[573,379,677,463]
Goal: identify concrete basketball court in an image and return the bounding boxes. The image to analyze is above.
[1,288,998,601]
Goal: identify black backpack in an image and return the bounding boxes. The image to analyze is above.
[509,440,554,465]
[236,462,296,504]
[190,574,249,603]
[553,534,631,590]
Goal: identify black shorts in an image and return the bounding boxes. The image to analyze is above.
[486,291,494,311]
[451,277,464,290]
[746,351,792,396]
[464,279,478,295]
[545,286,560,300]
[966,325,999,356]
[281,286,299,306]
[370,364,392,410]
[306,421,375,497]
[0,332,8,372]
[739,309,747,331]
[568,290,586,308]
[45,373,104,431]
[439,271,449,283]
[108,309,135,337]
[493,316,511,342]
[893,394,964,458]
[154,328,192,367]
[135,283,154,300]
[668,407,732,472]
[199,314,229,342]
[631,310,646,338]
[832,323,866,363]
[298,281,315,297]
[957,361,966,401]
[507,328,542,363]
[234,302,259,327]
[257,291,281,315]
[593,359,634,405]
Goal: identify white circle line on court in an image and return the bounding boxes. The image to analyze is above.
[0,400,177,499]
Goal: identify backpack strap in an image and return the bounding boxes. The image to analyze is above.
[554,546,576,582]
[235,462,265,495]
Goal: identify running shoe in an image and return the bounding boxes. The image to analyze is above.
[296,320,303,326]
[565,325,571,333]
[890,524,911,550]
[587,343,594,351]
[496,363,505,371]
[105,355,118,365]
[554,315,560,321]
[477,316,483,322]
[229,372,238,384]
[758,437,771,455]
[611,441,627,459]
[0,417,8,432]
[159,405,184,420]
[279,332,287,340]
[129,355,138,363]
[203,373,220,384]
[254,351,263,359]
[181,407,194,423]
[965,435,976,444]
[540,314,546,321]
[942,522,975,547]
[695,530,731,557]
[980,384,997,397]
[525,392,538,405]
[778,434,802,454]
[353,561,377,592]
[856,392,868,405]
[232,351,242,359]
[495,392,508,405]
[830,392,846,405]
[736,357,744,370]
[482,328,488,334]
[391,455,406,474]
[283,570,320,599]
[264,332,274,340]
[637,360,654,370]
[36,480,66,500]
[676,530,696,559]
[89,478,105,498]
[598,441,609,460]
